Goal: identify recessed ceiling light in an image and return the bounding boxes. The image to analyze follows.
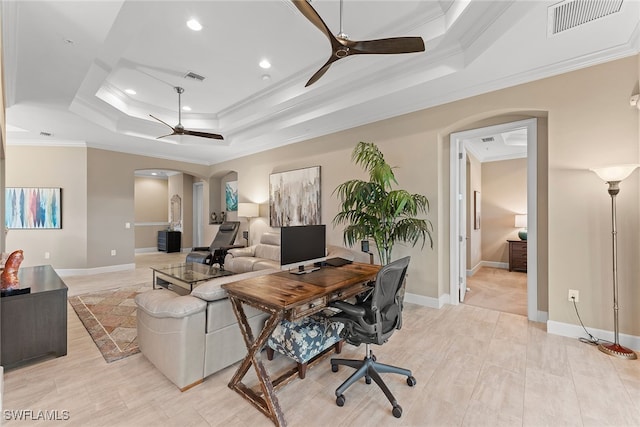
[259,59,271,69]
[182,106,191,111]
[187,19,202,31]
[151,172,158,176]
[124,89,136,95]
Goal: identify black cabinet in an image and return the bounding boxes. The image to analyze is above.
[1,265,68,368]
[158,230,181,253]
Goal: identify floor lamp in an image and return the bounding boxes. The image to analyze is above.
[590,164,639,360]
[237,203,259,246]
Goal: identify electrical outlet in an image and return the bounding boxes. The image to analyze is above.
[111,249,116,256]
[568,289,579,302]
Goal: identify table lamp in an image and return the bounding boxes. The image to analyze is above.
[238,203,259,246]
[514,214,527,240]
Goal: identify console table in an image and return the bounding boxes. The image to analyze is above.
[222,262,381,426]
[508,239,527,272]
[1,265,68,368]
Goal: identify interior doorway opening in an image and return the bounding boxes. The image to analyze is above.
[450,118,539,321]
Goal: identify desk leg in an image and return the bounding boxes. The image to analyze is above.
[227,296,287,427]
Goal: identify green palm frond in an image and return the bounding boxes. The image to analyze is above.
[334,141,434,265]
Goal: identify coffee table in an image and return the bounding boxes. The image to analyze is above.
[151,262,233,293]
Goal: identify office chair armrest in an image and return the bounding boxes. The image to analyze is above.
[329,300,366,318]
[192,246,210,252]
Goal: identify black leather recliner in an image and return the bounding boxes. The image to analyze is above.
[185,221,241,267]
[329,256,415,418]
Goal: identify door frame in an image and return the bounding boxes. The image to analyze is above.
[449,118,539,321]
[193,181,204,247]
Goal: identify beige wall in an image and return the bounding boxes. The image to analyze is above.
[481,158,527,263]
[5,146,87,269]
[134,176,168,250]
[208,55,639,336]
[35,148,211,270]
[85,149,209,268]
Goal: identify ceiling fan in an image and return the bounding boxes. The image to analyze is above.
[150,87,223,140]
[292,0,426,87]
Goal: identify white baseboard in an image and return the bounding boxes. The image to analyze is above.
[135,247,158,254]
[466,261,508,276]
[56,263,135,277]
[405,292,448,309]
[547,320,640,351]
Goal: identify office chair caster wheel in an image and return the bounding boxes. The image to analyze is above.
[407,376,417,386]
[392,405,402,418]
[336,395,345,407]
[365,375,372,385]
[331,364,339,373]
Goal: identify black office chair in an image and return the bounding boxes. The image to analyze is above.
[185,221,240,267]
[329,256,415,418]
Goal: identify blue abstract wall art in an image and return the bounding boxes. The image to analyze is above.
[5,188,62,229]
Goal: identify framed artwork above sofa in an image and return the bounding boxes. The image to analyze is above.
[269,166,321,227]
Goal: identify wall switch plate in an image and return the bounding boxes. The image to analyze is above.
[44,252,50,259]
[111,249,116,256]
[568,289,579,302]
[125,222,131,229]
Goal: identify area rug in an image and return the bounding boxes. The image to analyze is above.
[69,286,147,363]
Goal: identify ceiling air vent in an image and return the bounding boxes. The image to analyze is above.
[481,137,494,142]
[39,131,53,137]
[548,0,623,36]
[183,71,205,82]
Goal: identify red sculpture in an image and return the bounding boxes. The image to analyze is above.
[1,250,24,290]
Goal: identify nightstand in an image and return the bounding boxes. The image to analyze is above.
[507,240,527,272]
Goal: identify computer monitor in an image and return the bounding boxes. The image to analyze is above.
[280,225,326,274]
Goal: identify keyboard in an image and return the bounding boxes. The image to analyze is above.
[325,257,352,267]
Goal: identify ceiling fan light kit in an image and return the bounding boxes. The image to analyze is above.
[292,0,426,86]
[150,86,223,141]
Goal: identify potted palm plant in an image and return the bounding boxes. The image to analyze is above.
[333,141,433,265]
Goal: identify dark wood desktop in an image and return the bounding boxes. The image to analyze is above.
[222,262,381,426]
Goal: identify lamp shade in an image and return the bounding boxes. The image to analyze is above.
[238,203,259,218]
[590,164,640,183]
[514,214,527,228]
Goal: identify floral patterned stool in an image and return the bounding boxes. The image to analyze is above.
[266,313,344,379]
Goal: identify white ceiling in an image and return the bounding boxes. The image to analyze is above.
[3,0,640,165]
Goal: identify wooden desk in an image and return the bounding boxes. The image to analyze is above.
[222,262,380,426]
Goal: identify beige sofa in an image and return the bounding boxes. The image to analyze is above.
[223,231,281,273]
[134,268,278,391]
[224,231,371,273]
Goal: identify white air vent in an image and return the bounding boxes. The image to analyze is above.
[548,0,623,36]
[39,131,53,137]
[481,137,494,142]
[184,71,205,82]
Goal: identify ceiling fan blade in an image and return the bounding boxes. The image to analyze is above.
[292,0,342,50]
[305,55,341,87]
[149,114,175,130]
[156,131,178,140]
[182,129,224,140]
[351,37,425,55]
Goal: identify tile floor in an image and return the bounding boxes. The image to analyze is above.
[2,253,640,426]
[464,267,527,317]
